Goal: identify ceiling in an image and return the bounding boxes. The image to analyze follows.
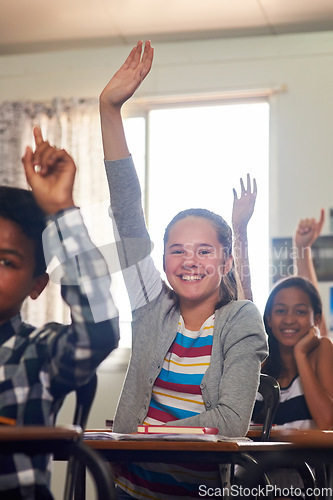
[1,0,333,56]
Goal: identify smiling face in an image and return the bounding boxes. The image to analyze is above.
[164,216,232,310]
[0,216,48,324]
[267,286,320,348]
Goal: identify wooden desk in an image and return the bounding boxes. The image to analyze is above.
[82,430,333,499]
[0,425,82,458]
[239,430,333,493]
[81,433,293,500]
[84,436,292,464]
[0,426,115,500]
[248,428,333,445]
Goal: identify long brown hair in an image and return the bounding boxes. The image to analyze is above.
[163,208,237,307]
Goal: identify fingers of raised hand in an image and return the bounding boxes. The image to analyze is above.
[130,41,143,68]
[298,212,324,235]
[33,125,44,146]
[317,209,325,232]
[298,218,315,233]
[120,41,153,84]
[34,144,66,176]
[240,177,246,195]
[33,141,53,166]
[238,174,257,198]
[21,146,34,178]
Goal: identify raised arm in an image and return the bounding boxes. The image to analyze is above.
[232,174,257,301]
[22,127,119,387]
[22,126,76,215]
[100,42,162,313]
[293,209,324,286]
[99,40,154,160]
[293,209,328,336]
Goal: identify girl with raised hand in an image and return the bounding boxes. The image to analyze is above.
[100,41,268,500]
[293,209,328,336]
[232,178,333,429]
[232,173,257,301]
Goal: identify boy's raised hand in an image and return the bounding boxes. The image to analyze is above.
[100,40,154,110]
[22,126,76,215]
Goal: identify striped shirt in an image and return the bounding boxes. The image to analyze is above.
[116,314,222,499]
[252,374,316,430]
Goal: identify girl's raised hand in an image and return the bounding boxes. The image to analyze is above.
[294,209,325,249]
[100,41,154,110]
[232,174,257,231]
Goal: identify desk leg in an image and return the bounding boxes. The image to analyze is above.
[74,462,86,500]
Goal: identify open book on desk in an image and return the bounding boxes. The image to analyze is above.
[83,430,251,442]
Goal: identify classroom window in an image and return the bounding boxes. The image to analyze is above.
[123,99,270,341]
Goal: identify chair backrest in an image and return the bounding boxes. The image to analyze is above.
[257,373,280,441]
[63,372,98,500]
[73,373,98,430]
[254,375,323,496]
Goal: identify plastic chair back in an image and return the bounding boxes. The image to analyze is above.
[257,373,280,441]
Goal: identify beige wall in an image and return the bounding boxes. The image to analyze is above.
[2,30,333,236]
[2,30,333,315]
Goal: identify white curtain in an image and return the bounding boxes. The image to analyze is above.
[0,98,111,327]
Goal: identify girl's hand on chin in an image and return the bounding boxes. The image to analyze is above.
[294,325,320,357]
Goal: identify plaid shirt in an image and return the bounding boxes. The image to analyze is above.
[0,208,119,499]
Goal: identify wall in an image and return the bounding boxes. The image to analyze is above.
[2,30,333,314]
[1,30,333,497]
[1,30,333,243]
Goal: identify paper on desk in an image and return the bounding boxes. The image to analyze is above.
[83,431,251,442]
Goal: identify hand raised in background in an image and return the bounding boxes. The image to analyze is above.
[232,173,257,232]
[22,126,76,215]
[294,209,325,249]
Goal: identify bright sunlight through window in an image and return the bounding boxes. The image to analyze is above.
[124,100,269,345]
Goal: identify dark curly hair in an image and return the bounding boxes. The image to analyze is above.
[0,186,46,277]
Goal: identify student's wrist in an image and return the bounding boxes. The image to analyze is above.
[294,345,309,362]
[294,245,312,261]
[43,202,76,216]
[99,98,122,117]
[232,225,248,238]
[46,205,78,222]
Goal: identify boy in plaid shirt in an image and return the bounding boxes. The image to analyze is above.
[0,126,119,499]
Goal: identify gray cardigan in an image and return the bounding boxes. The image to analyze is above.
[105,156,268,437]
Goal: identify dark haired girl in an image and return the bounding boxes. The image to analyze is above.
[253,276,333,430]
